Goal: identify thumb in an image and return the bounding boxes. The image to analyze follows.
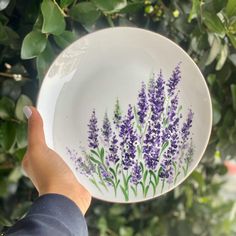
[23,106,46,148]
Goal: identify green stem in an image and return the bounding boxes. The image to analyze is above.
[106,15,115,27]
[89,177,103,193]
[97,166,109,192]
[161,180,165,193]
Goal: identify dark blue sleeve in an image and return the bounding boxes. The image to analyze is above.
[6,194,88,236]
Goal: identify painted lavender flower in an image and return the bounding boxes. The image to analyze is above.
[88,110,99,149]
[67,64,195,201]
[113,98,122,128]
[181,109,194,144]
[119,105,138,170]
[149,71,165,121]
[137,82,148,125]
[167,63,181,97]
[101,112,112,144]
[107,133,119,164]
[143,122,161,170]
[131,161,142,185]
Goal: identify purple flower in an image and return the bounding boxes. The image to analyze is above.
[101,112,112,144]
[159,159,174,184]
[167,63,181,97]
[107,133,119,164]
[148,71,165,122]
[66,147,94,176]
[88,110,99,149]
[119,105,138,170]
[143,122,161,170]
[184,139,194,163]
[113,98,122,128]
[131,161,142,185]
[168,95,179,123]
[181,109,194,144]
[137,82,148,125]
[99,164,113,185]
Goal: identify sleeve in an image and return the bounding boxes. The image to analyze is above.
[6,194,88,236]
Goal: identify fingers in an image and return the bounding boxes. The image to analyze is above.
[23,106,46,149]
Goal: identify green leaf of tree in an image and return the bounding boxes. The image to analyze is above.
[225,0,236,18]
[54,31,77,48]
[0,121,16,150]
[203,11,225,36]
[21,31,47,59]
[36,41,55,81]
[91,0,127,13]
[41,0,66,35]
[216,44,228,70]
[16,123,27,149]
[60,0,74,8]
[69,2,101,26]
[15,95,32,121]
[0,97,15,120]
[227,33,236,48]
[188,0,200,23]
[0,22,8,43]
[119,2,144,14]
[230,84,236,111]
[205,35,221,66]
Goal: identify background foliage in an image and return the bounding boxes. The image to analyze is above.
[0,0,236,235]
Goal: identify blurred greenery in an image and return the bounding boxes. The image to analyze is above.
[0,0,236,235]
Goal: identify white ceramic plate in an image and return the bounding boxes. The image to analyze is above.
[37,27,212,203]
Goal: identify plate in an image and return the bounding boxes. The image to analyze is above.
[37,27,212,203]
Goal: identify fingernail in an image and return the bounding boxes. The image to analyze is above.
[23,106,32,119]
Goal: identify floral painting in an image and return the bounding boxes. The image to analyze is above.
[66,63,194,201]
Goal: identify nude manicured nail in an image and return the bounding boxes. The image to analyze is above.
[23,106,32,119]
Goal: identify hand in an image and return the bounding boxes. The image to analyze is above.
[22,106,91,215]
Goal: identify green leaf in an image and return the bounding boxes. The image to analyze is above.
[229,53,236,66]
[143,169,148,183]
[216,44,228,70]
[190,171,204,189]
[14,148,27,161]
[212,98,221,125]
[60,0,74,8]
[54,31,77,48]
[0,22,8,43]
[225,0,236,18]
[91,0,127,13]
[69,2,101,26]
[15,95,32,121]
[0,97,15,119]
[119,226,134,236]
[230,84,236,111]
[36,41,55,80]
[188,0,200,23]
[41,0,66,35]
[119,2,144,14]
[8,166,22,183]
[89,155,101,165]
[0,214,12,227]
[227,33,236,48]
[203,11,225,36]
[21,31,47,59]
[0,121,16,150]
[205,35,221,66]
[0,0,10,11]
[100,147,105,159]
[33,14,43,31]
[16,123,27,148]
